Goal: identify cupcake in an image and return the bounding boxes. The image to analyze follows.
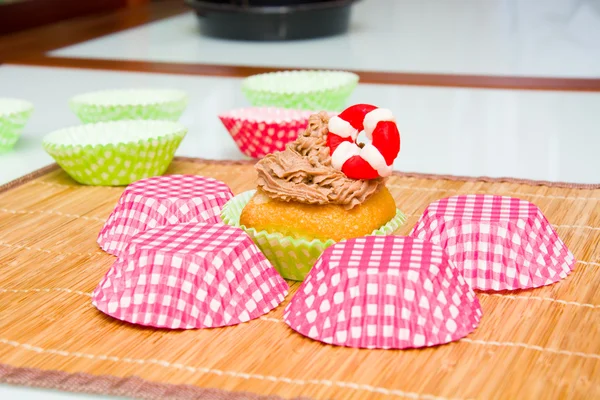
[222,104,406,280]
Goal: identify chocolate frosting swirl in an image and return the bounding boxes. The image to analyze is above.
[255,111,385,210]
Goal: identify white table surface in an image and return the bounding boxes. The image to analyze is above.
[1,63,600,399]
[52,0,600,78]
[1,64,599,186]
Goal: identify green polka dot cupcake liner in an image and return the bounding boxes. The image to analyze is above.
[241,70,359,112]
[69,89,188,123]
[221,190,407,281]
[0,98,34,152]
[42,120,187,186]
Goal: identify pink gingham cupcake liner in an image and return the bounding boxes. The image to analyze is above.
[410,194,575,291]
[98,175,233,256]
[284,236,482,349]
[93,223,288,329]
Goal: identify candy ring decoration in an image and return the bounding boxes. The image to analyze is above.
[327,104,400,180]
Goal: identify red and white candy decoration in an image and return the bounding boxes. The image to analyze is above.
[327,104,400,180]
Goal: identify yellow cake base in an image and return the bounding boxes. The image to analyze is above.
[239,187,397,242]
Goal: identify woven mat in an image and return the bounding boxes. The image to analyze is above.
[0,158,599,400]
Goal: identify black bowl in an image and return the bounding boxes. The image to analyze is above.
[185,0,359,41]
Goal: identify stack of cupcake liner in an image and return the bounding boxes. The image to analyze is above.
[93,175,290,328]
[40,89,190,186]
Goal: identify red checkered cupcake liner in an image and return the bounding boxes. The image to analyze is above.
[284,236,482,349]
[93,223,288,329]
[97,175,233,256]
[410,194,575,291]
[218,107,335,159]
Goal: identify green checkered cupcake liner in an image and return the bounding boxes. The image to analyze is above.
[42,120,187,186]
[221,190,407,281]
[70,89,188,123]
[0,98,34,152]
[241,70,359,112]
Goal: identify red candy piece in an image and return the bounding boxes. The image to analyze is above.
[341,156,380,180]
[326,132,353,154]
[372,121,401,165]
[338,103,377,130]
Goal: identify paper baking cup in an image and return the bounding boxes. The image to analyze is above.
[220,190,407,281]
[93,223,288,329]
[284,236,482,349]
[0,98,34,152]
[70,89,188,123]
[98,175,234,256]
[410,194,576,291]
[241,70,359,111]
[42,120,187,186]
[219,107,335,159]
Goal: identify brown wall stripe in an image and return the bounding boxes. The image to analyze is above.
[7,56,600,92]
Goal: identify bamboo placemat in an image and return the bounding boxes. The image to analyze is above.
[0,158,599,400]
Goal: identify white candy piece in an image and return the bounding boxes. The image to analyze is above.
[363,108,395,140]
[331,141,361,170]
[360,143,393,177]
[328,116,359,140]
